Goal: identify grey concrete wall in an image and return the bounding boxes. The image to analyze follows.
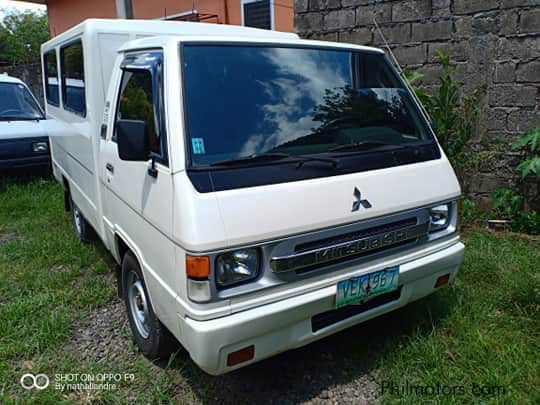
[295,0,540,207]
[1,62,44,108]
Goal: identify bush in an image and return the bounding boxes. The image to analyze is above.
[492,188,540,235]
[405,50,482,178]
[512,128,540,179]
[460,197,479,225]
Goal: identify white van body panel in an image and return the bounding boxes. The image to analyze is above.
[170,156,460,253]
[0,120,50,141]
[43,20,300,238]
[212,159,459,249]
[43,19,463,375]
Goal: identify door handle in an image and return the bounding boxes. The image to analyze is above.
[106,163,114,173]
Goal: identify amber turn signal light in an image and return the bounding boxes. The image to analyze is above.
[435,273,450,288]
[186,255,210,279]
[227,345,255,367]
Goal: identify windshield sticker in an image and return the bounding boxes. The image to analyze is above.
[192,138,206,155]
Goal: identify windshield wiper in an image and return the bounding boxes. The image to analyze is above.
[209,152,340,169]
[329,141,421,154]
[209,153,293,167]
[295,155,339,169]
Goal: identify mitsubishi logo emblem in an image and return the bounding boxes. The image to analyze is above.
[352,187,372,212]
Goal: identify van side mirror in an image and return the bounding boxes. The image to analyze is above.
[116,119,149,161]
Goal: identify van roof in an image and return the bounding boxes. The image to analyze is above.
[0,73,24,85]
[118,34,386,56]
[42,18,299,50]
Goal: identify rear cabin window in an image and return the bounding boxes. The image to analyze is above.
[60,41,86,116]
[115,70,160,155]
[44,50,59,106]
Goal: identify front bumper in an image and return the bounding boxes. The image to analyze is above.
[0,136,50,171]
[180,240,464,375]
[0,155,51,170]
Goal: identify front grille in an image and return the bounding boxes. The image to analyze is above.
[294,238,414,275]
[0,137,41,159]
[311,287,402,332]
[295,217,417,253]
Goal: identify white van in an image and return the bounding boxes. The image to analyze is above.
[0,74,51,171]
[42,19,464,375]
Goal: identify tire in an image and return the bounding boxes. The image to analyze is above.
[69,196,96,243]
[122,251,178,360]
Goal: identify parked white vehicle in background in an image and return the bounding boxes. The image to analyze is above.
[42,19,464,375]
[0,74,51,171]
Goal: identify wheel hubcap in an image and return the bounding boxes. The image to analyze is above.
[127,271,151,339]
[73,207,82,235]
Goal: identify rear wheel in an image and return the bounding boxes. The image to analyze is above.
[69,196,95,242]
[122,251,178,360]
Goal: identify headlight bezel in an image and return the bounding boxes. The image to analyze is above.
[215,247,261,288]
[428,201,457,234]
[32,141,49,153]
[429,203,450,232]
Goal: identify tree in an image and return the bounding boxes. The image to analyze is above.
[0,11,50,64]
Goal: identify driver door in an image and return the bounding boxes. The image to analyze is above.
[99,51,176,327]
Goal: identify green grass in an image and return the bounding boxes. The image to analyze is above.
[375,231,540,403]
[0,177,538,403]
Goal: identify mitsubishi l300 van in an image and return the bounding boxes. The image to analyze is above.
[42,19,464,375]
[0,74,51,171]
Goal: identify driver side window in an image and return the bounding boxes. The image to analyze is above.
[114,69,160,156]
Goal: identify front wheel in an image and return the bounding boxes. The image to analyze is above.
[70,196,95,242]
[122,251,178,360]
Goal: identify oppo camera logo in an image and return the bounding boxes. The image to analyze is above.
[20,373,50,390]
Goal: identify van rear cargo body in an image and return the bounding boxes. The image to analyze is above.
[42,19,464,375]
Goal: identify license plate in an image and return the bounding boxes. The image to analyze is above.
[336,266,399,308]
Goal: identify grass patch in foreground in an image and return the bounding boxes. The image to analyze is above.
[377,231,539,404]
[0,178,117,401]
[0,178,538,403]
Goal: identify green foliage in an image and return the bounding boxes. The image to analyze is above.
[511,128,540,179]
[489,129,540,235]
[493,188,523,220]
[406,51,481,177]
[0,11,49,63]
[460,196,479,225]
[513,210,540,235]
[492,188,540,235]
[403,69,424,86]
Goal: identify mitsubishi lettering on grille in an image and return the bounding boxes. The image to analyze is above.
[270,221,429,273]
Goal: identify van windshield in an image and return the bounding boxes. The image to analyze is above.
[182,45,434,168]
[0,82,44,121]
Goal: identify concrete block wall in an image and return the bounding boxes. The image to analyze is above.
[295,0,540,207]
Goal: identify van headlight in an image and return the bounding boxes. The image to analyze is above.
[32,141,48,153]
[216,248,260,287]
[429,203,451,232]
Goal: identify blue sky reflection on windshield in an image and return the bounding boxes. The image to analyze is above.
[183,45,429,166]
